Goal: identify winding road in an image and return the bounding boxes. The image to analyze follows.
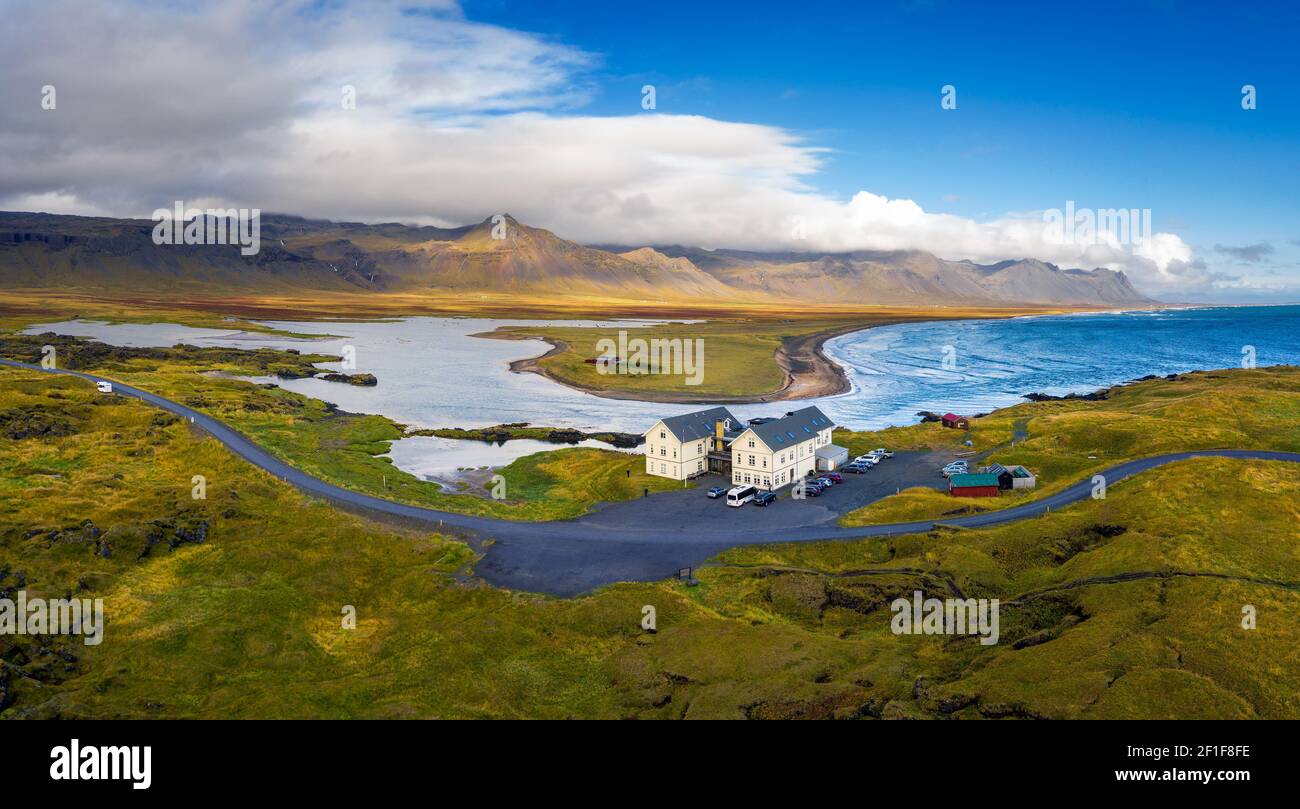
[6,357,1300,596]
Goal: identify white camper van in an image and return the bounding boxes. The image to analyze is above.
[96,381,113,394]
[726,485,757,507]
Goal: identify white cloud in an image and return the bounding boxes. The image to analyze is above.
[0,0,1212,296]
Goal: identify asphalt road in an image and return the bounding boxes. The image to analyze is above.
[6,357,1300,596]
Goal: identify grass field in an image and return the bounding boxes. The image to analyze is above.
[478,307,1061,401]
[837,365,1300,526]
[0,333,680,522]
[3,365,1298,719]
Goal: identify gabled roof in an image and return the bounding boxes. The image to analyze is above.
[744,406,834,449]
[985,463,1009,477]
[949,473,1000,488]
[652,406,739,443]
[942,412,965,421]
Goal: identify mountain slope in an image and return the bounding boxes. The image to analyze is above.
[644,245,1151,306]
[0,211,1154,306]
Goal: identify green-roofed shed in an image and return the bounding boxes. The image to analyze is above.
[948,472,1001,498]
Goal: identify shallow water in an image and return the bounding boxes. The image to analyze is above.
[24,305,1300,438]
[383,435,631,480]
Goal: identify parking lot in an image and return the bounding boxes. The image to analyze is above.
[580,450,956,534]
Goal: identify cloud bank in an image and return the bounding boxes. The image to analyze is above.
[0,0,1208,296]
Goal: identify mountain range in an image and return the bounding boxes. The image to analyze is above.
[0,211,1153,307]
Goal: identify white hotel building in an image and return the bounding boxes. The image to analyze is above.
[643,405,844,491]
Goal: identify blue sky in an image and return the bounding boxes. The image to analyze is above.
[463,0,1300,301]
[4,0,1296,302]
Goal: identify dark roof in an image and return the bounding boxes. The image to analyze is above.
[949,473,1000,488]
[744,406,834,449]
[654,407,739,443]
[985,463,1009,477]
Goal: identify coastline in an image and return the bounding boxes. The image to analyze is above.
[473,320,902,405]
[472,304,1179,407]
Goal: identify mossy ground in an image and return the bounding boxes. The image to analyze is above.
[2,317,1299,719]
[838,366,1300,526]
[3,363,1299,719]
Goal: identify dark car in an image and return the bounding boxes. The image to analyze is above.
[706,486,727,499]
[816,476,835,488]
[824,472,843,483]
[800,484,822,497]
[753,491,777,506]
[844,463,868,474]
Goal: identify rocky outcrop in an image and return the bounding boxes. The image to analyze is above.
[1023,389,1110,402]
[0,406,80,440]
[320,372,378,386]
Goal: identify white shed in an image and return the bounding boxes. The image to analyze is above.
[815,444,849,471]
[1007,464,1036,489]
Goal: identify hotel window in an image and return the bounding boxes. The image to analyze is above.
[660,447,666,456]
[660,431,665,439]
[748,439,755,448]
[762,459,767,468]
[748,455,755,466]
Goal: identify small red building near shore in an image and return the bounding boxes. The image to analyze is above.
[941,413,970,429]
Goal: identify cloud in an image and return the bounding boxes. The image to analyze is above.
[0,0,1206,296]
[1214,242,1275,263]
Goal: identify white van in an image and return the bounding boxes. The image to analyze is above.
[96,381,113,394]
[726,485,758,507]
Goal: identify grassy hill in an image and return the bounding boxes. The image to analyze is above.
[837,365,1300,526]
[1,341,1298,718]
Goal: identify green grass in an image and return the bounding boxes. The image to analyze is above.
[838,366,1300,526]
[3,339,1299,719]
[483,315,933,399]
[0,333,678,522]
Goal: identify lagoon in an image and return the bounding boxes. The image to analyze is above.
[24,305,1300,438]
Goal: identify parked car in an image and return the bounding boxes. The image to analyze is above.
[706,486,727,499]
[816,476,835,488]
[726,485,759,507]
[941,461,969,477]
[870,448,895,458]
[753,491,778,506]
[800,484,822,497]
[823,472,843,483]
[844,463,868,474]
[854,455,879,467]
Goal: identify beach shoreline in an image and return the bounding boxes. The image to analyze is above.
[474,320,897,405]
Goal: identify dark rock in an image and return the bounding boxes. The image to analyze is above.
[1023,388,1109,402]
[0,406,79,440]
[320,372,378,386]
